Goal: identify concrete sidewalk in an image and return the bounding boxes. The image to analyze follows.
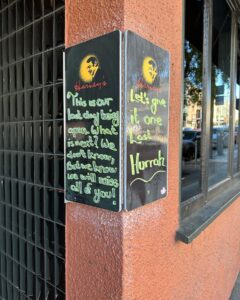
[230,273,240,300]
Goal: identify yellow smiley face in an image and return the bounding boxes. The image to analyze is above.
[79,55,100,83]
[142,56,158,85]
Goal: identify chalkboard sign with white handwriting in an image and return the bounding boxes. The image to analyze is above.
[125,31,170,210]
[65,31,121,211]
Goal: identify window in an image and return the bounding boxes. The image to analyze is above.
[182,0,203,202]
[181,0,240,219]
[209,0,231,187]
[234,47,240,173]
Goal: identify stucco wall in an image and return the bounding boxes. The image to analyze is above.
[65,1,240,299]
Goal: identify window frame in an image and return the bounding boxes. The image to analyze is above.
[181,0,240,220]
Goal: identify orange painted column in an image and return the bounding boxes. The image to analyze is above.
[65,1,125,299]
[65,1,240,300]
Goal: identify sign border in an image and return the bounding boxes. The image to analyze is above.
[124,30,170,210]
[63,31,122,212]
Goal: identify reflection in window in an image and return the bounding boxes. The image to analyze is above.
[234,59,240,173]
[181,0,203,201]
[208,0,231,187]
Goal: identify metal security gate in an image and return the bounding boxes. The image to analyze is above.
[0,0,65,299]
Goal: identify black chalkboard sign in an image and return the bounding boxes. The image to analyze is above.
[65,31,121,211]
[125,31,170,210]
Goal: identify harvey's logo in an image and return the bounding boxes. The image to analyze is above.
[79,55,100,83]
[137,56,160,91]
[142,56,158,84]
[74,54,107,91]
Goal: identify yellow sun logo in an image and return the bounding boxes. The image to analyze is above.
[79,55,100,83]
[142,56,158,85]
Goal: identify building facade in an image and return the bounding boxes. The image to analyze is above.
[0,0,240,299]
